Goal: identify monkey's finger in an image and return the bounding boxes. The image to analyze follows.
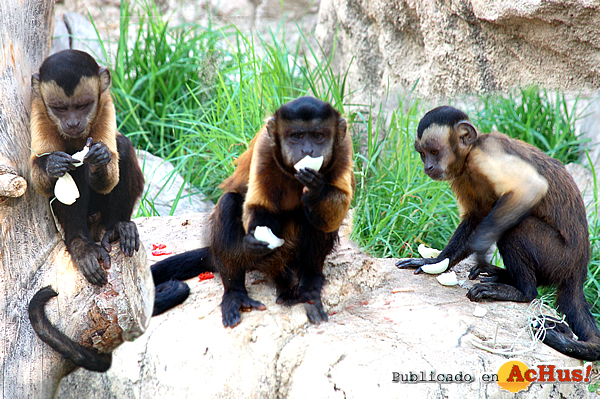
[81,259,107,286]
[98,248,111,270]
[304,303,328,324]
[86,137,93,147]
[240,297,266,311]
[101,233,112,253]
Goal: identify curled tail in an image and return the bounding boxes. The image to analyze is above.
[151,247,215,316]
[539,286,600,361]
[28,286,112,372]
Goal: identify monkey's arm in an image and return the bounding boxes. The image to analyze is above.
[84,141,119,194]
[469,149,548,259]
[396,215,480,273]
[297,168,353,233]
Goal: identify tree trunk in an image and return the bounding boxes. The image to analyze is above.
[0,2,153,398]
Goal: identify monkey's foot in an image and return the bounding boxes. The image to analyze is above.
[466,282,534,302]
[101,221,140,257]
[303,299,328,324]
[220,291,266,328]
[69,238,111,286]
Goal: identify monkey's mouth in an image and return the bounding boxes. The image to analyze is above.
[425,170,445,181]
[62,128,86,138]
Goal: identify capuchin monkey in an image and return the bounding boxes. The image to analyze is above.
[397,105,600,361]
[28,50,145,371]
[152,96,355,327]
[30,49,145,286]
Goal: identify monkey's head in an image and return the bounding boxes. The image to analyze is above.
[414,106,478,181]
[32,50,111,139]
[267,96,346,172]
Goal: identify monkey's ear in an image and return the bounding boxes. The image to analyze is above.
[98,67,111,92]
[456,121,477,147]
[31,73,41,97]
[266,117,277,139]
[337,117,347,139]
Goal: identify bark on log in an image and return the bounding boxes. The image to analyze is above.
[0,2,153,398]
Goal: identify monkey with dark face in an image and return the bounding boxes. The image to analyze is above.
[28,50,145,371]
[152,96,355,327]
[30,49,145,287]
[397,106,600,360]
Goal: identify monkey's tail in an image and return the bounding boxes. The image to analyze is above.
[151,247,215,316]
[28,286,112,372]
[540,287,600,361]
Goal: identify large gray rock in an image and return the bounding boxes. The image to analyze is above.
[58,213,596,398]
[315,0,600,99]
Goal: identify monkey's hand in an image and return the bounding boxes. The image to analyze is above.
[468,262,512,284]
[243,233,273,256]
[84,141,112,171]
[296,168,325,195]
[69,237,111,286]
[46,151,77,178]
[396,257,442,274]
[101,221,140,257]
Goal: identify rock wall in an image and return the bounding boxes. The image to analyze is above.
[316,0,600,98]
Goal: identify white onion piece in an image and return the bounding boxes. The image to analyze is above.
[436,271,458,286]
[71,145,90,167]
[54,172,80,205]
[418,244,441,259]
[421,258,450,274]
[254,226,285,249]
[294,155,324,172]
[473,306,487,317]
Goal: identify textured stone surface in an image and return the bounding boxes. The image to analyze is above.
[58,213,596,399]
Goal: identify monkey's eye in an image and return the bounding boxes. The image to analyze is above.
[430,149,439,156]
[291,133,304,141]
[76,103,92,111]
[51,106,67,113]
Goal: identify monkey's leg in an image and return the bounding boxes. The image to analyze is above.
[291,227,336,324]
[98,134,144,256]
[212,192,266,327]
[467,220,540,302]
[52,167,110,286]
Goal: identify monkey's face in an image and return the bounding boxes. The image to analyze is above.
[278,119,335,169]
[415,125,457,181]
[42,78,100,139]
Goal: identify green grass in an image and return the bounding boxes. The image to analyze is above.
[104,0,599,323]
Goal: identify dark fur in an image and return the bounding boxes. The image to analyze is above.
[28,287,112,372]
[398,105,600,360]
[28,51,145,371]
[152,97,354,327]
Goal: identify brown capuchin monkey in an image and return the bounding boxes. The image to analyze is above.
[151,96,355,328]
[28,49,145,371]
[397,105,600,361]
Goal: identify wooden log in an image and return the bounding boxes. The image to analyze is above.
[0,2,154,398]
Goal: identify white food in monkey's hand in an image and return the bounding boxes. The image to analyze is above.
[436,271,458,286]
[421,258,450,274]
[54,172,80,205]
[254,226,285,249]
[294,155,324,172]
[54,143,90,204]
[71,145,90,167]
[418,244,441,258]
